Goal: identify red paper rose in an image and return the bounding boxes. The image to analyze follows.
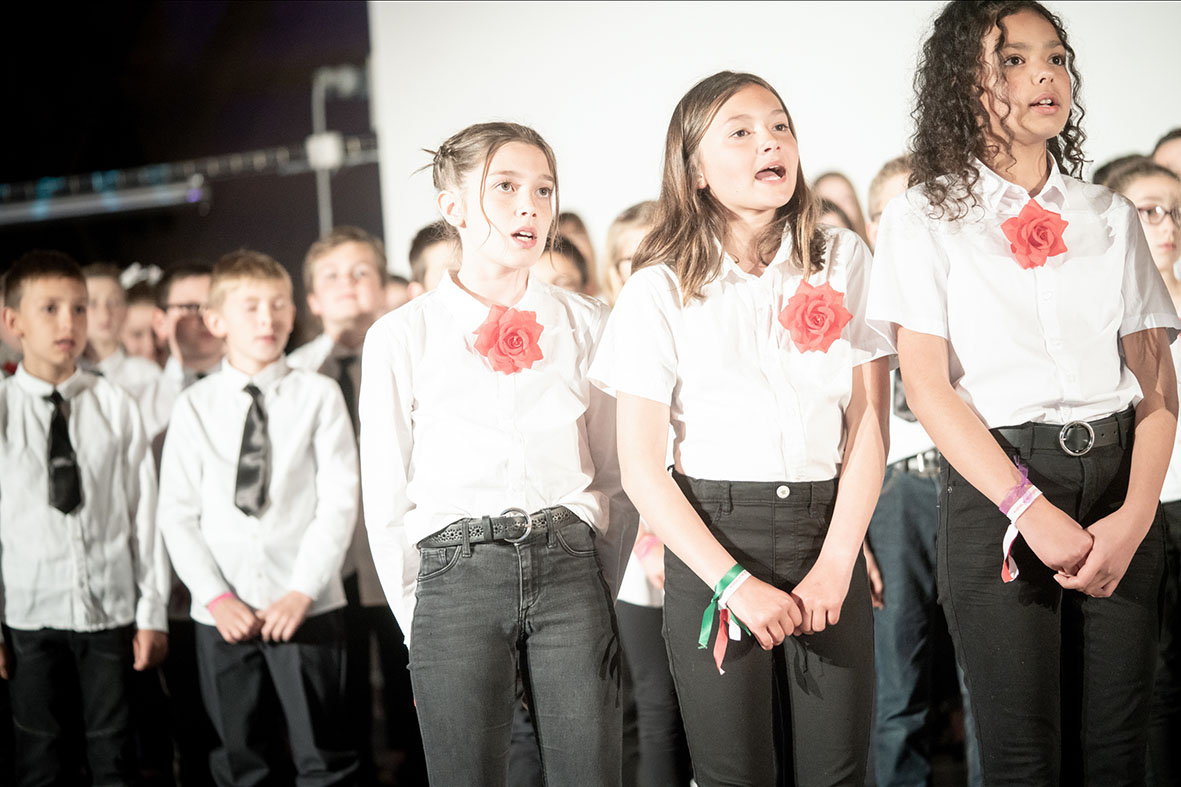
[1000,199,1069,270]
[473,305,544,374]
[778,280,853,353]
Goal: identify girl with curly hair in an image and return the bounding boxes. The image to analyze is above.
[868,2,1180,784]
[593,70,890,785]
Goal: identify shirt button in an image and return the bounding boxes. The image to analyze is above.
[776,485,790,499]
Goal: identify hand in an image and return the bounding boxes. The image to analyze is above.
[863,542,884,609]
[1055,507,1151,597]
[725,576,803,650]
[638,541,665,590]
[210,596,263,644]
[133,630,169,671]
[258,592,313,642]
[790,555,855,635]
[0,642,9,680]
[1016,496,1093,576]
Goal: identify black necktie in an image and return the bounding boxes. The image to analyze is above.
[893,371,919,423]
[46,391,82,514]
[235,384,270,517]
[336,355,359,437]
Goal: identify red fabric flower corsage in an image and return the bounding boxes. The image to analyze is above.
[778,280,853,353]
[473,305,544,374]
[1001,200,1069,270]
[2,361,16,376]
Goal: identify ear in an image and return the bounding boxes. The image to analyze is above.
[307,291,323,318]
[1,306,21,340]
[203,308,227,340]
[695,168,708,191]
[437,189,466,230]
[151,307,168,343]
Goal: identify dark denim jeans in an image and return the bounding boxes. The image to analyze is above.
[409,515,622,787]
[938,435,1162,786]
[867,462,981,787]
[665,473,874,787]
[1148,499,1181,786]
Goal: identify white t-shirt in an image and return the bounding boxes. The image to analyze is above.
[868,159,1179,429]
[591,227,891,483]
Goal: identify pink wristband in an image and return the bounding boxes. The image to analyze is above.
[206,592,235,612]
[998,462,1032,515]
[635,535,661,559]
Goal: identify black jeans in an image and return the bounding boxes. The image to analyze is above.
[665,474,874,787]
[409,515,621,787]
[195,610,357,787]
[1148,499,1181,786]
[5,624,137,786]
[616,601,692,787]
[938,434,1163,786]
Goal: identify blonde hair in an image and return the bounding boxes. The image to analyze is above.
[867,155,913,221]
[208,249,291,310]
[632,71,827,303]
[427,122,560,252]
[601,201,657,303]
[301,226,389,293]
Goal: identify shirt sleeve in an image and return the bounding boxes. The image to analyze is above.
[866,194,952,345]
[589,266,680,404]
[288,379,359,602]
[832,229,896,366]
[123,394,169,633]
[1114,195,1181,341]
[157,392,233,606]
[359,316,420,638]
[582,303,639,599]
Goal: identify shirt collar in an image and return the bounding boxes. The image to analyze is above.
[437,269,546,324]
[973,156,1069,214]
[219,355,290,392]
[717,226,795,282]
[13,363,93,400]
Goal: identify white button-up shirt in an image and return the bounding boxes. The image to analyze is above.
[95,347,161,401]
[359,273,636,635]
[288,331,384,607]
[0,365,169,640]
[590,227,890,483]
[157,357,358,626]
[868,159,1180,429]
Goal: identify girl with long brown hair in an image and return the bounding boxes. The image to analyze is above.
[591,71,889,785]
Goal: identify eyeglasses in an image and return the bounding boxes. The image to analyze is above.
[165,302,205,315]
[1136,205,1181,226]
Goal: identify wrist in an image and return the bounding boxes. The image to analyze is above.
[206,592,235,613]
[635,534,661,559]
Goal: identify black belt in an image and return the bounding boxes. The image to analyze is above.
[991,407,1134,458]
[419,506,576,548]
[893,448,941,476]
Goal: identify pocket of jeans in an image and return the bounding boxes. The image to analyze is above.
[417,546,462,582]
[554,521,597,557]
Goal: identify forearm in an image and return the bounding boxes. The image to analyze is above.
[821,358,889,569]
[1121,328,1178,525]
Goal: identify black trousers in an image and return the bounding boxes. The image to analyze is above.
[664,473,874,787]
[160,618,218,786]
[195,610,358,787]
[1148,499,1181,786]
[5,624,137,786]
[938,431,1163,786]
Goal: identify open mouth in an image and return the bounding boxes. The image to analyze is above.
[512,231,536,241]
[1031,97,1058,109]
[756,165,786,182]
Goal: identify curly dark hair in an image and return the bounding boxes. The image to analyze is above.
[910,0,1087,220]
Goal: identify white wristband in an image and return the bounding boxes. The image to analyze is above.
[718,570,751,609]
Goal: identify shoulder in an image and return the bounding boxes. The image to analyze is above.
[616,264,682,310]
[366,291,438,345]
[534,279,610,330]
[1063,175,1135,221]
[287,333,330,369]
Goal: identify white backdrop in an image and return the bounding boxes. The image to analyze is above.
[369,1,1181,277]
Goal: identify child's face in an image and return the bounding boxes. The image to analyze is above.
[815,176,862,227]
[1122,174,1181,273]
[697,85,798,224]
[122,303,159,362]
[532,251,584,292]
[205,279,294,375]
[866,171,911,249]
[85,275,127,347]
[157,274,223,361]
[446,141,555,273]
[613,225,651,284]
[1155,139,1181,180]
[978,9,1071,152]
[307,242,385,328]
[3,276,88,382]
[418,239,460,292]
[384,280,410,311]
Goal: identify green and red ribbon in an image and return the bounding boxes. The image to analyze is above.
[698,563,752,674]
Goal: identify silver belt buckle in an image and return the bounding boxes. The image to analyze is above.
[1058,420,1095,457]
[500,507,533,543]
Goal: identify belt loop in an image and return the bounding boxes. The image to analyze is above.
[721,482,733,515]
[480,515,492,546]
[545,508,558,548]
[462,517,477,557]
[808,482,820,519]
